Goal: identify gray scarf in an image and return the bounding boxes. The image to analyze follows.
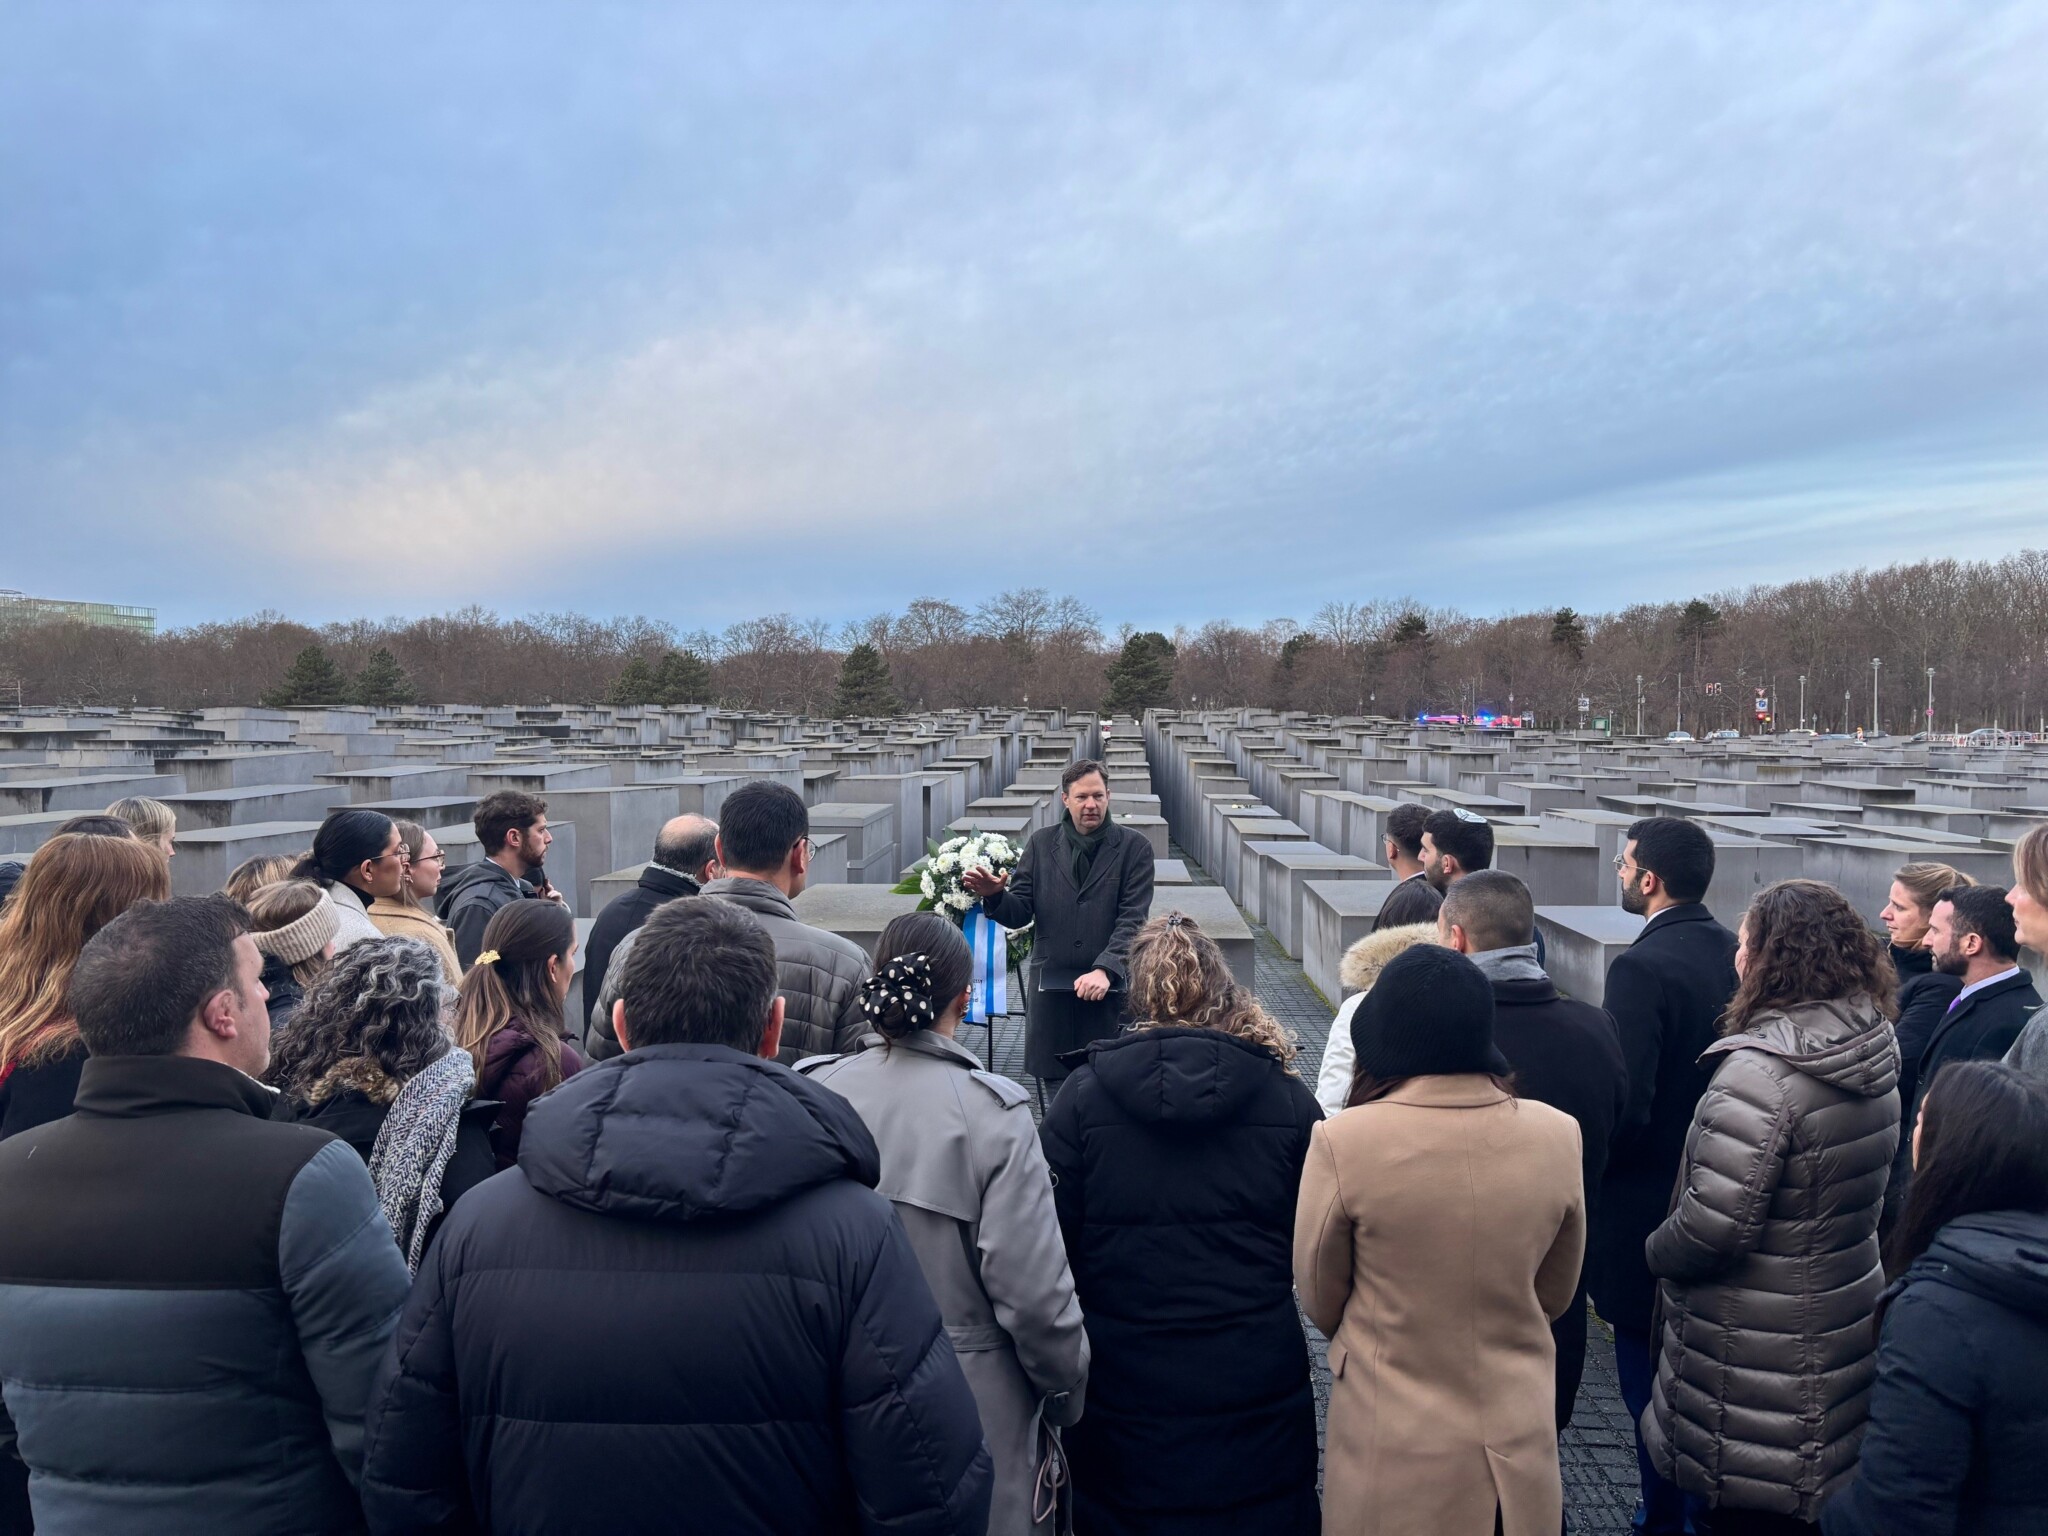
[368,1047,476,1275]
[1467,944,1548,985]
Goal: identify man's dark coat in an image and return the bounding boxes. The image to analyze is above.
[981,819,1155,1080]
[1589,902,1739,1334]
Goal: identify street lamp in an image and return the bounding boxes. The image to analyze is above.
[1798,674,1807,731]
[1844,690,1852,732]
[1871,657,1882,735]
[1635,674,1643,737]
[1925,667,1935,736]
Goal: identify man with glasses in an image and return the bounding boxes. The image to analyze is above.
[1593,816,1736,1536]
[439,790,561,968]
[696,780,872,1064]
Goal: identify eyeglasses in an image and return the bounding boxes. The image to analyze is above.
[412,852,447,867]
[799,836,819,859]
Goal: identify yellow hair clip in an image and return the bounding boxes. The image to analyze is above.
[474,950,500,966]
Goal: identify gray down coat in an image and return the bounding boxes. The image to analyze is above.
[593,877,872,1065]
[1643,998,1901,1521]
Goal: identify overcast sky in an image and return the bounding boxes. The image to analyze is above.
[5,3,2046,633]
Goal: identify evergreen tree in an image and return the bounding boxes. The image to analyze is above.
[1103,630,1178,715]
[652,648,713,706]
[260,645,351,708]
[350,647,418,706]
[606,656,661,706]
[833,642,899,717]
[1549,607,1588,663]
[1391,612,1432,649]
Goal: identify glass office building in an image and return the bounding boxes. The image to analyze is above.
[0,590,156,637]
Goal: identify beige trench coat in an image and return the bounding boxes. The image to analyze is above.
[1295,1075,1586,1536]
[801,1031,1090,1535]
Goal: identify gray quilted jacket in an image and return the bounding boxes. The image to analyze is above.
[1643,998,1901,1521]
[591,877,871,1065]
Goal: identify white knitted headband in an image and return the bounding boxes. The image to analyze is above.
[252,893,341,966]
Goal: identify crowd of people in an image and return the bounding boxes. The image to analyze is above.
[0,770,2044,1535]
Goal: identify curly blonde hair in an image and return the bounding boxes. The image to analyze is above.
[1126,912,1298,1069]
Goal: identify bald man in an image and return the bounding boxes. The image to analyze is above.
[581,814,720,1060]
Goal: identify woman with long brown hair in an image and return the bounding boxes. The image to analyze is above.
[451,898,581,1168]
[0,833,172,1138]
[1039,912,1322,1536]
[1643,880,1901,1535]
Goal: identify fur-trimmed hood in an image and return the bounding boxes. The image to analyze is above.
[1339,922,1444,994]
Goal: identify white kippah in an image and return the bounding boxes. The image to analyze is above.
[252,892,341,966]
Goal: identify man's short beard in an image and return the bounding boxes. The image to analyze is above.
[1932,945,1970,977]
[1620,877,1649,916]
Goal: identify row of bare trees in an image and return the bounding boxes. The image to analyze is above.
[4,554,2046,732]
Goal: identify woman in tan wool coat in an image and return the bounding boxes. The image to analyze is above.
[1296,945,1586,1536]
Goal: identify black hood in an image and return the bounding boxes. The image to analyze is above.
[1086,1026,1285,1126]
[1916,1208,2048,1318]
[518,1043,880,1223]
[436,858,524,912]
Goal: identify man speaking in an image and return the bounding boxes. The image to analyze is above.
[963,758,1154,1087]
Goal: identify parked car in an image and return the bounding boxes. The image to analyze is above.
[1705,729,1740,741]
[1664,730,1695,742]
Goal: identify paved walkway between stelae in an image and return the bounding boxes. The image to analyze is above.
[980,845,1639,1534]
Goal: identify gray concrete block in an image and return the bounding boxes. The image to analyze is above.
[1534,906,1646,1005]
[1151,885,1255,990]
[790,885,928,959]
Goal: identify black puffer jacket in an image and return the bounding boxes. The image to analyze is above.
[1644,999,1901,1521]
[1040,1027,1323,1536]
[1822,1208,2048,1536]
[358,1043,992,1536]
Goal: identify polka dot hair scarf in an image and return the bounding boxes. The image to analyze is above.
[859,953,937,1030]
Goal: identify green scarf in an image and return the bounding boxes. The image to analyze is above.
[1062,809,1113,886]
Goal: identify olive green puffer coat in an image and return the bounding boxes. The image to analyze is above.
[1643,998,1901,1521]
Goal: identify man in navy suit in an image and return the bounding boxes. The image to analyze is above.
[1898,884,2042,1182]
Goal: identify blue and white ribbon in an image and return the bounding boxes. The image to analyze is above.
[963,905,1009,1023]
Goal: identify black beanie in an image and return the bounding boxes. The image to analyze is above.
[1348,945,1512,1082]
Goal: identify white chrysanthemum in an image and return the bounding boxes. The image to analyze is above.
[920,872,936,899]
[946,889,974,912]
[935,851,958,873]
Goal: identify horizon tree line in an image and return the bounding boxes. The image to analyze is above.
[2,551,2046,734]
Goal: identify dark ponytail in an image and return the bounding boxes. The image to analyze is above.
[293,809,396,888]
[861,912,974,1041]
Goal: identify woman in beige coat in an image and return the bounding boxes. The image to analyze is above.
[368,820,463,982]
[1296,944,1586,1536]
[800,913,1089,1535]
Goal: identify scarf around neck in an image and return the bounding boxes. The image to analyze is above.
[1062,809,1112,886]
[1467,944,1548,985]
[368,1046,477,1275]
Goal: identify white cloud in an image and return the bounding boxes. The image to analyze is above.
[5,2,2047,625]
